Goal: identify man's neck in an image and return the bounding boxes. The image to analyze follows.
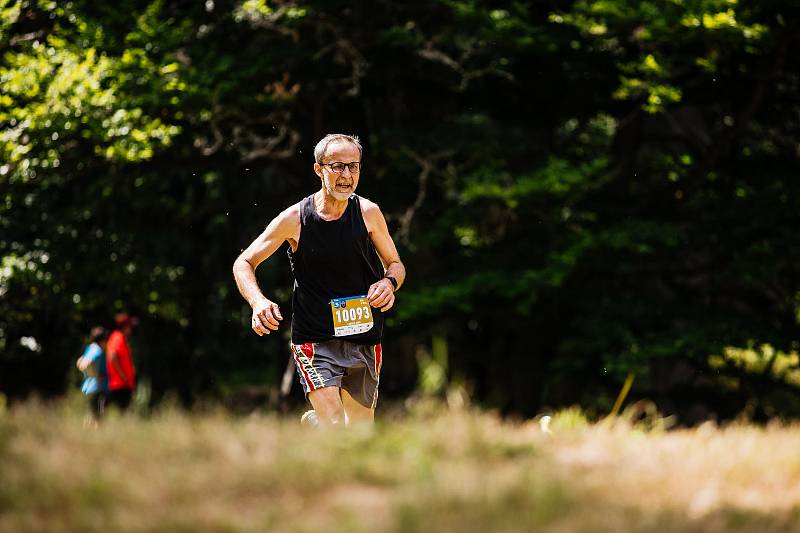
[314,190,349,220]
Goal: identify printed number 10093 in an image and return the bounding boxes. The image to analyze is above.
[335,305,371,323]
[330,296,375,337]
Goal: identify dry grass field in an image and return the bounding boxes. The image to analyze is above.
[1,399,799,532]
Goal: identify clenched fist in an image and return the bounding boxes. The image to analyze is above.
[251,299,283,336]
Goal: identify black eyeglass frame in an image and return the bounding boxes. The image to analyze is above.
[320,161,362,174]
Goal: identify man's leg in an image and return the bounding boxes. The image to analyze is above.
[341,388,374,425]
[84,393,100,428]
[106,390,119,409]
[119,389,132,410]
[337,343,379,426]
[106,389,132,411]
[306,388,374,427]
[307,386,345,427]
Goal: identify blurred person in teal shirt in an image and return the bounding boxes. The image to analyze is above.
[76,326,110,425]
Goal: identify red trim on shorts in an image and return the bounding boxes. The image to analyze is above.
[292,344,316,392]
[300,342,314,360]
[374,343,382,375]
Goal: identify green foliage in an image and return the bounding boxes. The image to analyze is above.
[1,0,799,419]
[705,343,800,418]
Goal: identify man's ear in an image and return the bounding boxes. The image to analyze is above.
[313,163,323,178]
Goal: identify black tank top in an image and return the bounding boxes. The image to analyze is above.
[287,194,385,344]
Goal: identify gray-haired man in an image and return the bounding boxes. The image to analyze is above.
[233,134,406,427]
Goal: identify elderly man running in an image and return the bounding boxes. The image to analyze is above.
[233,134,405,427]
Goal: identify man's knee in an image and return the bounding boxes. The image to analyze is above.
[308,387,345,426]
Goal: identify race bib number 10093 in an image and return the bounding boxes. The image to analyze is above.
[330,295,374,337]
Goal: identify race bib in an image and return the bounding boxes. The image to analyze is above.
[330,295,374,337]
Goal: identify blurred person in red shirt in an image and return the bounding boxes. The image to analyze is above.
[106,313,138,410]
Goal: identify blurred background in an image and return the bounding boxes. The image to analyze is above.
[1,0,799,423]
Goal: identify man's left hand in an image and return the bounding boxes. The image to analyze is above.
[367,278,395,312]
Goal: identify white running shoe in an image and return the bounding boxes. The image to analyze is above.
[300,410,320,428]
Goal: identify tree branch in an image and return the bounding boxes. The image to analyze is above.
[393,148,454,247]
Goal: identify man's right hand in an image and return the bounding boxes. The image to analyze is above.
[252,299,283,336]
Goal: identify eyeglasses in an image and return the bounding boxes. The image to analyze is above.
[321,161,361,174]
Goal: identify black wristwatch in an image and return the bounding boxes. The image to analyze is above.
[384,275,398,292]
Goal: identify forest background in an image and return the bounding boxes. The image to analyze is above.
[2,0,799,422]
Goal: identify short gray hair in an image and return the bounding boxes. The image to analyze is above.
[313,134,362,163]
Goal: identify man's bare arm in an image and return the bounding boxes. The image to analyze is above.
[233,205,300,336]
[362,199,406,311]
[76,356,96,376]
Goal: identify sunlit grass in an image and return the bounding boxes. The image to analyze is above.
[1,399,799,532]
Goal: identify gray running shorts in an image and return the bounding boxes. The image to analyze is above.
[290,340,383,409]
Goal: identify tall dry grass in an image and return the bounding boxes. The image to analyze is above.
[1,398,799,532]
